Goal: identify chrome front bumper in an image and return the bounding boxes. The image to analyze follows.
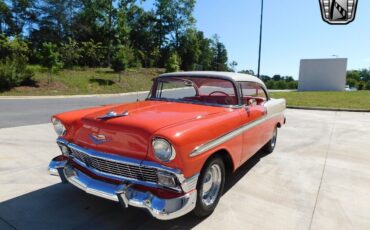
[49,157,197,220]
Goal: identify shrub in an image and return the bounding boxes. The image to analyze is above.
[357,81,365,90]
[0,35,30,62]
[265,80,275,89]
[79,40,104,67]
[165,53,180,72]
[287,81,298,89]
[275,80,287,89]
[40,42,63,83]
[365,81,370,90]
[0,58,34,90]
[60,38,81,68]
[346,78,357,88]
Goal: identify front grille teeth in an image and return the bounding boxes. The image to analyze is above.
[70,148,158,183]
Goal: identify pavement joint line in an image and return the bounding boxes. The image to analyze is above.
[308,111,337,230]
[0,216,17,230]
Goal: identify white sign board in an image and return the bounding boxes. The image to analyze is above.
[298,58,347,91]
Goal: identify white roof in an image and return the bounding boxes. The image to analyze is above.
[159,71,266,88]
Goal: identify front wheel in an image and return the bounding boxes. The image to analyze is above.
[193,156,225,217]
[262,126,278,153]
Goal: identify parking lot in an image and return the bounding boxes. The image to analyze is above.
[1,109,370,230]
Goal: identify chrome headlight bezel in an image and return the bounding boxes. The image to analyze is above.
[152,138,176,162]
[52,117,66,136]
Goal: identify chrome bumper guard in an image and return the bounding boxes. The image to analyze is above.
[49,157,197,220]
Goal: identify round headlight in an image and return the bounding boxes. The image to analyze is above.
[52,118,66,136]
[152,138,176,162]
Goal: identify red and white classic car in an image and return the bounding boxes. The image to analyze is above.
[49,71,286,220]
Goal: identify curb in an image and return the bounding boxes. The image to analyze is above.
[0,91,150,100]
[287,106,370,113]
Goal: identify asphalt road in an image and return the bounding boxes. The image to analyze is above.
[0,93,149,128]
[1,109,370,229]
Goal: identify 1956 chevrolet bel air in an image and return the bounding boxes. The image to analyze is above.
[48,71,286,220]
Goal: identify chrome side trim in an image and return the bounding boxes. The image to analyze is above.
[190,113,283,157]
[62,165,197,220]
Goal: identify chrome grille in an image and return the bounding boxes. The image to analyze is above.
[70,148,158,183]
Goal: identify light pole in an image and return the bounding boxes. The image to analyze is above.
[257,0,264,79]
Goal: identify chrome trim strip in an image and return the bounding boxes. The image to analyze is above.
[190,113,283,157]
[62,165,197,220]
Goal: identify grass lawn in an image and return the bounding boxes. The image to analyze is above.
[0,67,164,96]
[270,91,370,110]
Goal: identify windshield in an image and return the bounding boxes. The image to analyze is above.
[150,77,238,106]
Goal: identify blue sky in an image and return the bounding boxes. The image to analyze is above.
[144,1,369,79]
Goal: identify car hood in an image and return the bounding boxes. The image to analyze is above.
[72,100,228,160]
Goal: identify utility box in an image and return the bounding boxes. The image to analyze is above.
[298,58,347,91]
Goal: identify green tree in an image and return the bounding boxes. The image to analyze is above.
[178,29,201,71]
[0,36,33,90]
[229,61,238,72]
[0,58,34,90]
[347,78,357,88]
[359,69,370,82]
[275,80,287,89]
[357,81,365,90]
[347,70,361,81]
[211,35,228,71]
[30,0,80,46]
[9,0,37,35]
[111,45,138,82]
[0,35,29,61]
[79,40,104,67]
[287,81,298,89]
[283,76,294,82]
[197,32,213,70]
[365,81,370,90]
[60,37,81,68]
[272,74,281,81]
[0,1,14,35]
[40,42,63,84]
[266,81,275,89]
[165,52,180,72]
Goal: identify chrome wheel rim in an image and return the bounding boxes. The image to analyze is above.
[201,164,222,206]
[271,128,277,148]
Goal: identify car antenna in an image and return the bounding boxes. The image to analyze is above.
[136,90,139,102]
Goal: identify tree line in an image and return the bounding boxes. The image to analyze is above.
[0,0,230,90]
[346,69,370,90]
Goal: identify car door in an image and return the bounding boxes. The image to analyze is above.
[238,82,267,164]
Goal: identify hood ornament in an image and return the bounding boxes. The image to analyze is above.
[98,110,129,120]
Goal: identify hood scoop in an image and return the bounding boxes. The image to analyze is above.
[98,110,129,120]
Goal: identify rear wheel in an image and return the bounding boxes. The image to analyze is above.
[193,156,225,217]
[262,126,278,153]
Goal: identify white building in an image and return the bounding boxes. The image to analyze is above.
[298,58,347,91]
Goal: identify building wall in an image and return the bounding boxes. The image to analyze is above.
[298,58,347,91]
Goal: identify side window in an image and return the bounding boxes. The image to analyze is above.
[256,85,268,100]
[239,82,268,105]
[240,82,257,97]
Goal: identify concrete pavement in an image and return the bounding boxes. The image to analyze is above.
[0,109,370,229]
